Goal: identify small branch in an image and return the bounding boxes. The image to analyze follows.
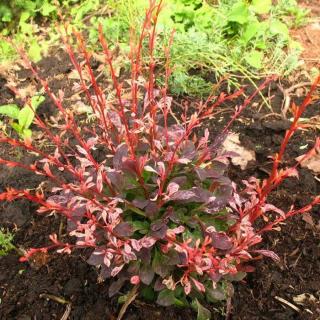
[117,285,139,320]
[60,303,72,320]
[40,293,70,305]
[275,296,300,313]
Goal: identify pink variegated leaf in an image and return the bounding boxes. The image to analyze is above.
[166,182,180,197]
[252,249,280,262]
[76,145,88,156]
[111,264,124,277]
[96,166,104,192]
[263,204,285,218]
[183,279,191,295]
[191,277,205,292]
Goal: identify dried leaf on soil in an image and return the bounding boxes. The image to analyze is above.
[298,151,320,174]
[222,133,255,169]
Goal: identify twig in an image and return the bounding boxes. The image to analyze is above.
[274,296,300,312]
[60,304,72,320]
[66,69,105,101]
[278,82,318,117]
[40,293,70,305]
[117,285,139,320]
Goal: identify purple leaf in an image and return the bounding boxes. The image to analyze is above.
[210,232,233,250]
[195,162,226,181]
[170,187,212,203]
[132,199,148,209]
[99,265,112,280]
[87,249,105,266]
[107,171,124,190]
[140,264,155,285]
[109,277,127,297]
[113,144,128,169]
[137,247,151,264]
[171,176,187,186]
[122,158,137,174]
[114,222,133,237]
[150,221,168,239]
[67,205,86,231]
[210,133,228,153]
[154,277,166,291]
[108,111,122,129]
[47,194,72,206]
[167,250,187,265]
[170,190,198,202]
[167,125,185,142]
[193,187,212,202]
[180,140,196,160]
[145,201,159,218]
[208,271,221,283]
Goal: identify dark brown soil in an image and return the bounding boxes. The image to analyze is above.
[0,49,320,320]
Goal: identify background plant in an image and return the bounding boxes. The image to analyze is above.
[97,0,308,95]
[0,228,15,256]
[0,0,100,61]
[0,2,319,319]
[1,0,309,96]
[0,94,45,140]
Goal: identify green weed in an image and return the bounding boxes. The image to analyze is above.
[0,228,15,256]
[0,95,45,140]
[0,0,310,96]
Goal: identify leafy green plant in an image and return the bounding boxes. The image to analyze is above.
[98,0,306,96]
[0,95,45,140]
[0,0,101,62]
[1,0,308,95]
[0,228,15,256]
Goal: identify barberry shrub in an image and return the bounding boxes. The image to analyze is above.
[0,0,319,317]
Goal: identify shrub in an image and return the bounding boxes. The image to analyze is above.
[0,0,319,317]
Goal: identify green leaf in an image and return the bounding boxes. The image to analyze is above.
[250,0,271,14]
[224,271,247,282]
[228,2,249,25]
[11,122,23,134]
[19,11,31,23]
[30,95,45,110]
[19,22,33,35]
[0,104,20,119]
[241,21,261,44]
[152,249,172,278]
[28,40,42,62]
[0,5,12,22]
[270,20,289,37]
[132,220,149,234]
[22,128,32,139]
[17,95,44,130]
[156,289,175,306]
[18,106,34,130]
[206,286,226,302]
[245,50,263,69]
[40,1,57,16]
[141,286,155,301]
[192,298,211,320]
[118,294,128,305]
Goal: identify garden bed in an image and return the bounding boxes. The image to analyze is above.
[0,50,319,319]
